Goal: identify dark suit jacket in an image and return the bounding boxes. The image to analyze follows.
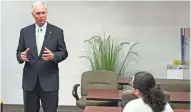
[16,22,68,91]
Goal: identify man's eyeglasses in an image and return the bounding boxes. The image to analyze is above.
[35,11,46,15]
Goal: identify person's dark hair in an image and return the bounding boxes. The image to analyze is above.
[133,71,167,112]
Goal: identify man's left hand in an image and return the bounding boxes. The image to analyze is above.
[42,47,54,60]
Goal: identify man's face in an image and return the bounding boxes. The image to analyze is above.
[32,4,47,26]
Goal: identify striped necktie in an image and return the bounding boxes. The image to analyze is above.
[36,28,44,56]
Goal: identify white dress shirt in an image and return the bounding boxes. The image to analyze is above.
[35,22,47,55]
[123,98,173,112]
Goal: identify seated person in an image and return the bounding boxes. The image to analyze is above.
[123,71,173,112]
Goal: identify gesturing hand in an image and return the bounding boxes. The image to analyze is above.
[21,48,29,61]
[42,47,54,61]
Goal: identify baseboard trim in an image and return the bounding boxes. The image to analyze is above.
[3,104,80,111]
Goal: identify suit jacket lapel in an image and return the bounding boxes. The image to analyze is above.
[30,24,38,58]
[39,23,53,57]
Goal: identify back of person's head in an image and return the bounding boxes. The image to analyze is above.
[131,71,167,112]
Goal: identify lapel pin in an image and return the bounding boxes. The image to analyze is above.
[50,32,52,33]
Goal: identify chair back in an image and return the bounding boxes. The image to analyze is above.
[81,70,118,96]
[156,79,190,92]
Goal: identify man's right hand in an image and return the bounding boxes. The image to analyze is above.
[20,48,29,61]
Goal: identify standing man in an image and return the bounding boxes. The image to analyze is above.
[16,1,68,112]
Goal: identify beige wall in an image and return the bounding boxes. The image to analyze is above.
[1,1,190,105]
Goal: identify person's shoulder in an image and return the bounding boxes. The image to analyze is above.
[123,98,142,111]
[20,24,34,31]
[128,97,142,105]
[48,23,63,31]
[163,103,173,112]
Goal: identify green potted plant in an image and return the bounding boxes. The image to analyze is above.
[80,34,139,77]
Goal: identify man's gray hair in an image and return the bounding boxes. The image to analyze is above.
[32,1,47,12]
